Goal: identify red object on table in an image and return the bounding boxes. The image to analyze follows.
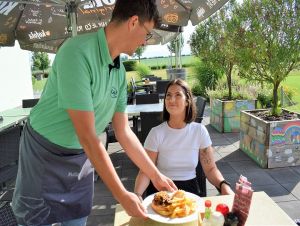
[216,203,229,216]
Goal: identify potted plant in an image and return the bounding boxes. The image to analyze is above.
[206,76,258,133]
[235,0,300,168]
[166,34,187,80]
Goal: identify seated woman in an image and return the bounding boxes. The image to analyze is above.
[134,79,234,199]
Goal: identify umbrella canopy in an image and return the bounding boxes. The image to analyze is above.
[0,0,229,53]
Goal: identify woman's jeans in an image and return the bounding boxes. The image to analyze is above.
[18,216,88,226]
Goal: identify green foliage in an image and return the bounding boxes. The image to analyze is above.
[192,60,222,98]
[257,88,273,108]
[134,46,146,62]
[190,0,239,100]
[206,76,260,101]
[235,0,300,116]
[134,63,151,80]
[31,52,50,72]
[123,60,137,71]
[167,34,184,54]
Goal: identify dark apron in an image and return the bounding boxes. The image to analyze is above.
[12,121,94,225]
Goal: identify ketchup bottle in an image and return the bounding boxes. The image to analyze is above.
[202,200,212,226]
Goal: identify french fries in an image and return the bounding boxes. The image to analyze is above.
[152,190,196,218]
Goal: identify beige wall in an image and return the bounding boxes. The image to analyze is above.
[0,43,33,111]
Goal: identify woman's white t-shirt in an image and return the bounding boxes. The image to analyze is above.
[144,122,212,181]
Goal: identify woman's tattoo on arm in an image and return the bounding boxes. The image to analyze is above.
[200,147,212,165]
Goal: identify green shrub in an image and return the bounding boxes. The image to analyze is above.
[123,60,137,71]
[192,60,222,98]
[134,63,152,80]
[192,84,206,97]
[207,77,260,101]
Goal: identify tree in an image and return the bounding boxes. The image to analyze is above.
[167,34,184,68]
[134,46,146,62]
[235,0,300,115]
[190,0,238,100]
[32,52,50,73]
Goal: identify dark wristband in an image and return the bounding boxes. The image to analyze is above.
[217,180,231,193]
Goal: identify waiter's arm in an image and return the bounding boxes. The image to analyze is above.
[67,109,147,218]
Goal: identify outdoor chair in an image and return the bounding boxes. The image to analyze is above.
[139,111,163,144]
[0,188,18,226]
[195,96,207,123]
[0,125,22,191]
[22,98,39,108]
[130,77,150,101]
[196,162,207,197]
[135,93,159,105]
[155,80,170,99]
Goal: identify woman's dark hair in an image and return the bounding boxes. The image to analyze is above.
[162,79,197,123]
[111,0,160,26]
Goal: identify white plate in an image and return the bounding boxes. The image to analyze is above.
[143,191,204,224]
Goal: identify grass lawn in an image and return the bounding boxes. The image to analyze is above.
[282,69,300,113]
[126,67,197,86]
[139,55,196,68]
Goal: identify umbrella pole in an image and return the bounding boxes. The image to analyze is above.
[71,12,77,37]
[67,1,78,37]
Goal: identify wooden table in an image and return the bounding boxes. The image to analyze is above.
[0,107,31,132]
[114,192,297,226]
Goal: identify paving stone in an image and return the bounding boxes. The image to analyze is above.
[211,137,231,146]
[289,166,300,176]
[267,168,300,184]
[276,200,300,220]
[215,162,236,174]
[90,196,117,216]
[87,214,114,226]
[241,171,278,186]
[253,184,297,202]
[220,149,250,162]
[228,160,263,173]
[281,182,300,200]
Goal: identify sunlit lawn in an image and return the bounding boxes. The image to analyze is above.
[282,69,300,113]
[33,66,300,114]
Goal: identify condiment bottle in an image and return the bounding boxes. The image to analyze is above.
[202,200,212,226]
[211,211,225,226]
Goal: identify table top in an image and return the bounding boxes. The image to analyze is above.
[0,107,31,132]
[114,191,296,226]
[125,103,163,117]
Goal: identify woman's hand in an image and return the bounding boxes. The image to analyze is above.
[119,191,148,218]
[221,184,234,195]
[151,172,177,192]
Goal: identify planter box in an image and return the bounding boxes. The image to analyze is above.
[240,109,300,168]
[210,98,257,133]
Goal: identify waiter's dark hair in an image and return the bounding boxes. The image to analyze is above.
[162,79,197,123]
[111,0,160,26]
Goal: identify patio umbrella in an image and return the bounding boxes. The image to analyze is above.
[0,0,229,53]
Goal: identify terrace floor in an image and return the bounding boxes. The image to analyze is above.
[87,106,300,226]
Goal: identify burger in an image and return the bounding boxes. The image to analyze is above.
[151,191,172,216]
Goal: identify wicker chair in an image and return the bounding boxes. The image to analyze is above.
[22,98,39,108]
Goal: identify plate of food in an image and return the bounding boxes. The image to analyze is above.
[143,190,204,224]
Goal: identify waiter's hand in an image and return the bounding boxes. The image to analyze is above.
[119,191,147,218]
[151,172,177,192]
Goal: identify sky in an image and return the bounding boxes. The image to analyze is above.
[142,21,196,58]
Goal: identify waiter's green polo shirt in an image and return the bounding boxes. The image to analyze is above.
[30,28,127,149]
